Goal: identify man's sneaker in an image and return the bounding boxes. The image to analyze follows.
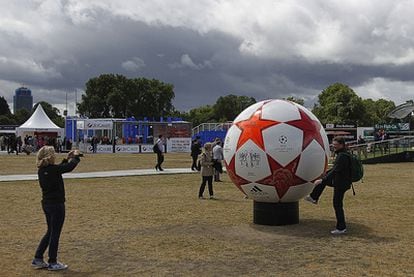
[198,196,205,200]
[330,228,347,235]
[31,259,48,269]
[209,195,217,200]
[304,195,317,204]
[48,262,68,271]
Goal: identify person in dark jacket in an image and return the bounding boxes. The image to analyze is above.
[304,136,352,235]
[190,137,202,171]
[31,146,81,271]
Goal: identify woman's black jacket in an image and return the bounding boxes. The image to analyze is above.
[38,157,80,204]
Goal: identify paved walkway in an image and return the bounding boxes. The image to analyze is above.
[0,168,198,182]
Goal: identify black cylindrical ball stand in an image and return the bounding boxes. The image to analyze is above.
[253,201,299,226]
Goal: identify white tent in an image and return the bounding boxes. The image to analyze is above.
[16,104,63,137]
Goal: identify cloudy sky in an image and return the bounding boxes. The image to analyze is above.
[1,0,414,115]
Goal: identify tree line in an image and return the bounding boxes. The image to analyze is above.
[181,83,401,127]
[0,99,64,127]
[0,74,409,128]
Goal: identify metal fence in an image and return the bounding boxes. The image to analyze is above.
[348,136,414,160]
[191,122,233,137]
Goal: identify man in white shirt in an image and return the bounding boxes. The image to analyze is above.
[212,138,224,182]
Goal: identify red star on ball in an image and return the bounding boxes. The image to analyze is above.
[226,157,250,188]
[285,109,325,150]
[235,108,281,150]
[258,155,307,198]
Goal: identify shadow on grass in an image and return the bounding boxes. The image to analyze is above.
[209,197,249,203]
[61,270,100,276]
[249,218,398,243]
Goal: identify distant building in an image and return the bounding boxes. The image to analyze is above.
[13,87,33,113]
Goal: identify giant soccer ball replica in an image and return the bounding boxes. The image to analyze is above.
[223,99,330,203]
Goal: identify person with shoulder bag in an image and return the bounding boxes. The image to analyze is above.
[304,136,352,235]
[198,142,216,200]
[154,135,165,171]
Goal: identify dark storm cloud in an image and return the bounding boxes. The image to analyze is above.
[2,0,414,114]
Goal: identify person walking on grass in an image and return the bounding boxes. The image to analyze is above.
[154,134,165,171]
[198,142,216,200]
[190,136,202,171]
[32,146,81,271]
[212,138,224,182]
[304,136,352,235]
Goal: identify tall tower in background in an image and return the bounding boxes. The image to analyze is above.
[13,87,33,113]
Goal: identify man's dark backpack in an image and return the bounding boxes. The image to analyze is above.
[344,152,364,195]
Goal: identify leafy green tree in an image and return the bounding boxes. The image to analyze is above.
[107,87,128,118]
[187,105,215,127]
[312,83,366,125]
[131,78,175,118]
[165,108,188,119]
[0,115,16,125]
[183,94,256,127]
[351,98,395,126]
[375,99,396,121]
[13,109,31,125]
[213,94,256,122]
[285,96,304,106]
[372,99,395,124]
[78,74,129,117]
[0,96,11,116]
[78,74,175,119]
[33,101,65,127]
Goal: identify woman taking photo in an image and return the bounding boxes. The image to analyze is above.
[31,146,81,271]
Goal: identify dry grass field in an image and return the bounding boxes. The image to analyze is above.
[0,154,413,276]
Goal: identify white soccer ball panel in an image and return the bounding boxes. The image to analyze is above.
[223,125,242,165]
[262,123,303,167]
[233,101,265,123]
[241,183,279,203]
[261,100,301,122]
[320,128,331,159]
[292,102,319,122]
[235,140,271,182]
[296,140,326,181]
[280,182,315,202]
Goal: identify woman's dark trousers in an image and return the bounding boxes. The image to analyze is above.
[34,203,65,263]
[199,176,213,197]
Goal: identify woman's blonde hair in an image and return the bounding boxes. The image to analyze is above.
[204,142,212,151]
[36,146,56,168]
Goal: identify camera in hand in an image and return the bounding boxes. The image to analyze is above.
[72,150,83,158]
